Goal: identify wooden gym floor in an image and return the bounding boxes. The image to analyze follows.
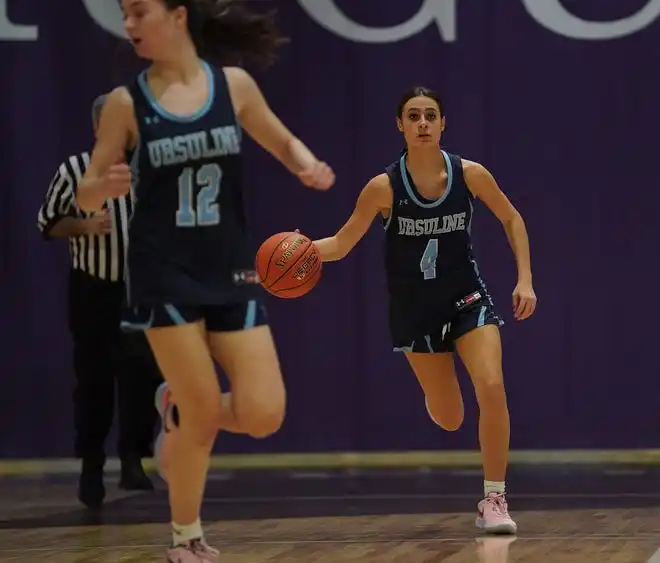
[0,457,658,562]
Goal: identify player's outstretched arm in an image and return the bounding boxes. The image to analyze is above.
[314,173,392,262]
[77,87,135,212]
[226,67,334,191]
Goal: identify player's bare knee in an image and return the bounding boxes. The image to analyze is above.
[438,412,464,432]
[234,390,285,438]
[426,397,464,431]
[248,414,284,439]
[241,406,284,439]
[473,372,506,407]
[230,366,286,438]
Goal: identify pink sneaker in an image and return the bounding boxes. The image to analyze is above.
[476,493,517,534]
[166,539,219,562]
[154,382,175,482]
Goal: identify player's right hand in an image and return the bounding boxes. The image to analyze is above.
[103,163,132,198]
[297,161,335,191]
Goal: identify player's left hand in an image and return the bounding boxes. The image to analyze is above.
[512,281,536,320]
[297,161,335,191]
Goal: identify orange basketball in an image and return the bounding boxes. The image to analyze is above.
[256,231,322,298]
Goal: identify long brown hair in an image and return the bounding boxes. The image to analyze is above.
[163,0,289,68]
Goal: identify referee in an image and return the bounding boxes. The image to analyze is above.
[37,94,162,509]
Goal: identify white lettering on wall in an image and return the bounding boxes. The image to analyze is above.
[81,0,126,38]
[0,0,38,40]
[1,0,658,42]
[298,0,456,43]
[523,0,660,40]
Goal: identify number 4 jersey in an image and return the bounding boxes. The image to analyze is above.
[383,151,502,352]
[126,62,259,307]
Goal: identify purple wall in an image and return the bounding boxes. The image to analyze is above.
[2,0,660,458]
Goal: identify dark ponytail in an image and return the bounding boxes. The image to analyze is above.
[168,0,289,68]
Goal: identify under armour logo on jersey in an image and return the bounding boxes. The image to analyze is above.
[398,199,409,206]
[233,269,261,285]
[145,116,160,125]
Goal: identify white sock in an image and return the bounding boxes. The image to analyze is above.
[484,480,506,496]
[172,519,203,546]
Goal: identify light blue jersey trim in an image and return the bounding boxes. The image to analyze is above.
[138,61,215,123]
[400,150,453,208]
[164,304,187,325]
[243,300,257,329]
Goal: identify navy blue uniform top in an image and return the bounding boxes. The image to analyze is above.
[383,150,489,342]
[126,62,258,306]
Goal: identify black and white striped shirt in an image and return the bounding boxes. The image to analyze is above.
[37,152,133,282]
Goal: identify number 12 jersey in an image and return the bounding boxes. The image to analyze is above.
[126,62,258,307]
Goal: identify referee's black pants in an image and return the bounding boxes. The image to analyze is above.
[68,268,162,461]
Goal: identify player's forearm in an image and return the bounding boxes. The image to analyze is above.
[76,176,107,213]
[503,213,532,284]
[314,237,346,262]
[48,217,89,238]
[281,137,318,174]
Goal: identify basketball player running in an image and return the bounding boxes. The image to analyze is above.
[313,87,536,534]
[76,1,334,561]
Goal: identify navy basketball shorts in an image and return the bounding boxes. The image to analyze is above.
[393,298,503,354]
[121,299,268,333]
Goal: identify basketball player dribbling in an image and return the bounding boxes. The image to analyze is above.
[313,87,537,534]
[76,1,334,560]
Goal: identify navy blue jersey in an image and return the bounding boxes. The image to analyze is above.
[383,150,493,344]
[126,62,258,306]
